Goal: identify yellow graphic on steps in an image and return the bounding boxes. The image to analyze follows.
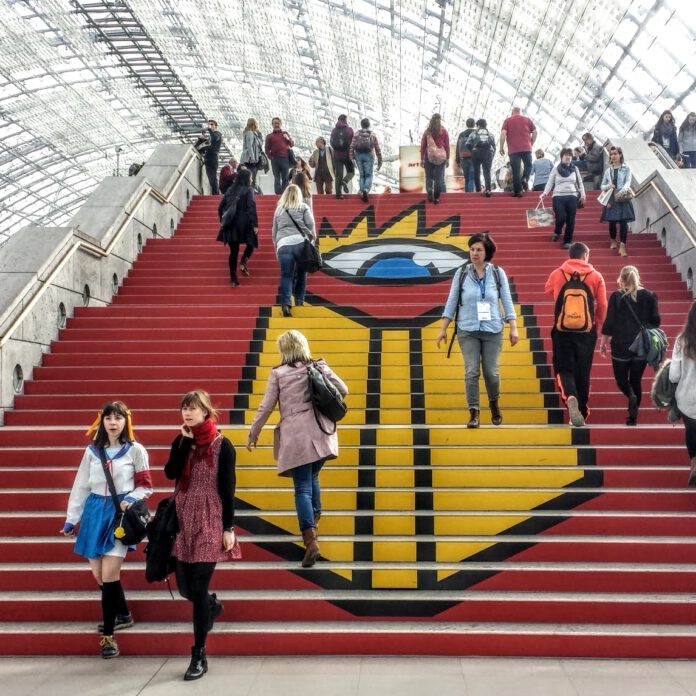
[229,201,588,592]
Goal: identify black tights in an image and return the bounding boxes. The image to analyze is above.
[228,243,254,280]
[683,414,696,459]
[609,221,628,243]
[100,579,126,635]
[175,561,216,649]
[611,357,647,407]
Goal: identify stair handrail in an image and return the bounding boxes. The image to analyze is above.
[0,145,201,349]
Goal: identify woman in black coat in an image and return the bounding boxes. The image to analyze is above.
[599,265,661,426]
[652,110,680,162]
[216,168,258,285]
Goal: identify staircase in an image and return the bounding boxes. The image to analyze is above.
[1,190,696,658]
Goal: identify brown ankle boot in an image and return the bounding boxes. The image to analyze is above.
[489,400,503,426]
[467,409,480,429]
[301,527,320,567]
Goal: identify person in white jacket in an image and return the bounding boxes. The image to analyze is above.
[669,303,696,484]
[61,401,152,659]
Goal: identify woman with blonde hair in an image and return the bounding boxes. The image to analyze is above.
[164,389,237,680]
[240,117,264,188]
[271,184,316,317]
[247,330,348,567]
[599,266,660,425]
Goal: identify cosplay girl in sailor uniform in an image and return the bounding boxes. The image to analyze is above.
[61,401,152,658]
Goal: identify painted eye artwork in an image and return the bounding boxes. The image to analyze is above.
[321,238,468,284]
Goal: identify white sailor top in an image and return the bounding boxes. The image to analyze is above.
[66,442,153,525]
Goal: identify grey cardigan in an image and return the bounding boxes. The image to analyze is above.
[670,337,696,419]
[272,205,315,248]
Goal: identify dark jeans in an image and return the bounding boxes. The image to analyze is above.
[205,156,219,195]
[472,150,494,192]
[424,159,446,201]
[609,221,629,244]
[334,159,354,195]
[271,156,290,194]
[460,157,475,192]
[611,356,647,407]
[175,561,216,649]
[683,414,696,458]
[509,151,532,194]
[290,458,325,531]
[552,195,579,244]
[552,329,597,417]
[277,242,307,306]
[682,151,696,169]
[228,243,254,281]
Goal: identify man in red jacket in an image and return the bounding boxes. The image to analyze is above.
[545,242,607,427]
[265,117,294,194]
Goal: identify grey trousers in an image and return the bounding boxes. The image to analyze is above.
[457,330,503,409]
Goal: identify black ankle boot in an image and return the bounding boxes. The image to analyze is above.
[207,593,224,632]
[467,409,480,429]
[184,646,207,681]
[489,400,503,426]
[281,305,292,317]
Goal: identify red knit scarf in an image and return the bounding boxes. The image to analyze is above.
[179,418,218,492]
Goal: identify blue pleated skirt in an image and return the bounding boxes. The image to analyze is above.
[74,493,133,559]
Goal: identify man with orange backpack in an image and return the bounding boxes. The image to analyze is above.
[545,242,607,427]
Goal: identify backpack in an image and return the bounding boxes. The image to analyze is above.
[457,130,473,159]
[331,126,350,151]
[650,358,680,424]
[354,130,373,153]
[426,134,447,165]
[446,262,502,358]
[554,271,595,332]
[470,128,493,150]
[307,361,347,435]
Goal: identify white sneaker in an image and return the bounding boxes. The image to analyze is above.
[566,396,585,427]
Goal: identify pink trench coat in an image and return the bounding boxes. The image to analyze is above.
[248,360,349,476]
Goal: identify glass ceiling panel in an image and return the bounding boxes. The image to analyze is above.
[0,0,694,245]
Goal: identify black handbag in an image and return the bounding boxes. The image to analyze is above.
[307,360,348,435]
[285,210,322,273]
[144,493,179,583]
[98,448,150,546]
[288,148,297,167]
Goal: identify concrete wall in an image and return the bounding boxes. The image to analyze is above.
[0,144,204,420]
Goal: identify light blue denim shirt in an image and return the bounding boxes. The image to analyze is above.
[601,164,632,192]
[442,263,516,334]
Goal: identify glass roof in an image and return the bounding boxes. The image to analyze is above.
[1,0,694,243]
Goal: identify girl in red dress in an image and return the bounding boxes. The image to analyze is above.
[164,390,238,681]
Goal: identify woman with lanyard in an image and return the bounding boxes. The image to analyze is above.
[436,232,519,428]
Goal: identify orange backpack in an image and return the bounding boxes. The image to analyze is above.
[554,271,595,332]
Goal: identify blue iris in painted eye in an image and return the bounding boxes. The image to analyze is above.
[364,255,431,278]
[321,239,468,284]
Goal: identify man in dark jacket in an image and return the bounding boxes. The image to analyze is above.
[265,117,295,194]
[456,118,476,192]
[582,133,604,189]
[198,119,222,194]
[330,115,355,199]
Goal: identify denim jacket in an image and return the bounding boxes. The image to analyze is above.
[601,164,632,193]
[442,263,516,334]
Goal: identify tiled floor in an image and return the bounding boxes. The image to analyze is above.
[3,656,696,695]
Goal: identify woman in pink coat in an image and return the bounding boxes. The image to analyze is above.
[246,330,348,567]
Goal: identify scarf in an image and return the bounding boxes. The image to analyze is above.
[557,162,576,178]
[658,121,674,138]
[179,418,218,492]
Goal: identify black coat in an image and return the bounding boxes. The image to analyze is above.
[216,185,259,247]
[602,288,661,359]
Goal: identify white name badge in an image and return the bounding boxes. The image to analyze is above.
[477,301,492,321]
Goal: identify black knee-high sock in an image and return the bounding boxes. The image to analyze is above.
[116,583,129,616]
[101,580,121,636]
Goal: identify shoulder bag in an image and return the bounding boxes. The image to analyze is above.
[98,447,150,546]
[285,210,322,273]
[144,491,179,583]
[622,294,668,370]
[307,360,348,435]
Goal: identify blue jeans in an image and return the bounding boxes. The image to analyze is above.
[460,157,475,192]
[355,153,375,193]
[271,156,290,194]
[291,459,325,531]
[277,243,307,306]
[424,160,446,200]
[683,151,696,169]
[457,331,503,409]
[509,151,533,194]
